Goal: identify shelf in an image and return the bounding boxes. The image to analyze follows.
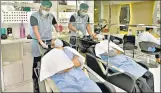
[1,38,32,45]
[1,35,70,45]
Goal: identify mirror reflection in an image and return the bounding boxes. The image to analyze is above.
[119,4,130,31]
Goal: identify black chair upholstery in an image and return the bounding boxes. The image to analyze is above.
[123,35,137,58]
[78,36,97,53]
[86,53,107,79]
[139,41,160,55]
[62,40,70,47]
[96,82,114,93]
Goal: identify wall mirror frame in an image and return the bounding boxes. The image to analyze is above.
[119,4,130,31]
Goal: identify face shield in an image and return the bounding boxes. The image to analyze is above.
[98,19,107,28]
[102,48,118,57]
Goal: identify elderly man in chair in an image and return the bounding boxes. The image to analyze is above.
[39,39,102,92]
[95,40,154,92]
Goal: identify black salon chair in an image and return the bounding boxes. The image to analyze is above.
[86,46,149,92]
[139,41,160,64]
[123,35,137,58]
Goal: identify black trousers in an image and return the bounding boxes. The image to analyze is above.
[155,48,160,59]
[32,56,41,93]
[136,71,154,93]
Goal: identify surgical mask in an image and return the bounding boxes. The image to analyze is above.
[54,39,63,47]
[80,12,87,17]
[41,10,49,16]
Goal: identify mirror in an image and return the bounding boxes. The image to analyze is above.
[119,4,130,31]
[59,0,67,5]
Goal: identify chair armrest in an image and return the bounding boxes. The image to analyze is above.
[45,78,60,92]
[83,65,116,92]
[107,72,136,92]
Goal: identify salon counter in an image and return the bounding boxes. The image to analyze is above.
[1,38,31,45]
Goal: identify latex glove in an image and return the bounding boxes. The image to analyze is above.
[96,34,104,41]
[77,31,83,38]
[40,41,48,49]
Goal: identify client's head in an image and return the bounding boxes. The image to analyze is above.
[146,27,153,33]
[51,39,63,48]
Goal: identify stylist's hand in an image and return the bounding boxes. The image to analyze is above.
[40,41,48,49]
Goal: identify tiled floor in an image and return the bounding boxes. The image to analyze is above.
[4,81,33,92]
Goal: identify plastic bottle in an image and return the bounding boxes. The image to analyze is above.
[7,25,14,40]
[20,21,26,38]
[7,25,12,36]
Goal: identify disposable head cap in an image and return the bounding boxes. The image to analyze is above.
[54,39,63,47]
[41,0,52,8]
[80,3,89,10]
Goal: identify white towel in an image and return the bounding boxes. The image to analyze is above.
[95,40,124,58]
[40,47,85,82]
[64,46,85,67]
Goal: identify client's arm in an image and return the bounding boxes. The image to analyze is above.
[72,55,81,67]
[62,55,81,72]
[63,67,74,72]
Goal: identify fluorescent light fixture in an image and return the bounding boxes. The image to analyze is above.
[141,26,158,28]
[138,24,145,25]
[113,24,126,26]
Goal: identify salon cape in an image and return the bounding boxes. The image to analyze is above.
[40,46,85,82]
[95,40,124,58]
[95,40,147,79]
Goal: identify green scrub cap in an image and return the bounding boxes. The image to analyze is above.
[41,0,52,8]
[79,3,89,10]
